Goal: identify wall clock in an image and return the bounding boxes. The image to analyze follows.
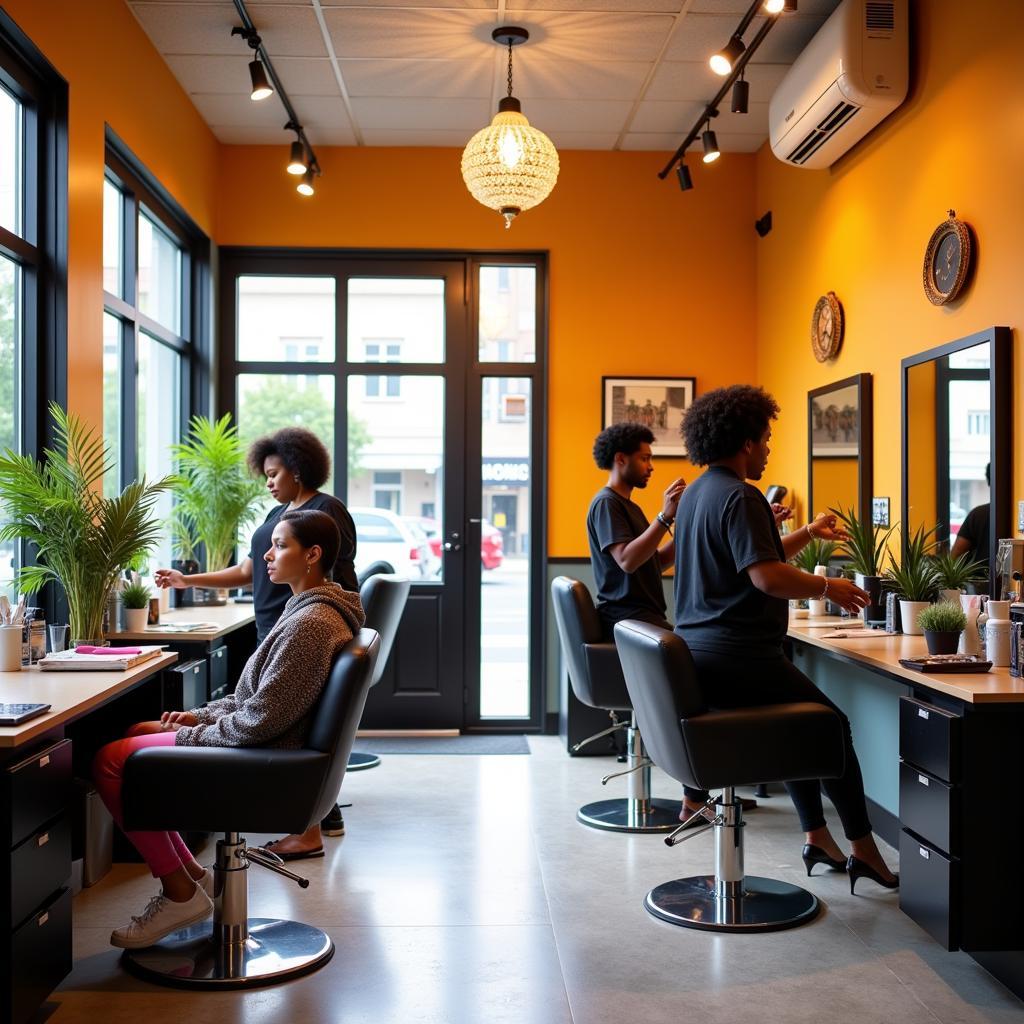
[923,209,972,305]
[810,291,843,362]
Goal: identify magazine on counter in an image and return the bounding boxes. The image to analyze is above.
[37,645,165,671]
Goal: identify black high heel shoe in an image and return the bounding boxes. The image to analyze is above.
[847,856,899,894]
[801,844,847,876]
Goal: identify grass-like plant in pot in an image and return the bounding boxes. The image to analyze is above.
[932,550,988,602]
[830,505,896,625]
[917,602,968,656]
[168,414,264,604]
[790,538,837,616]
[883,524,941,636]
[120,580,152,634]
[0,404,171,646]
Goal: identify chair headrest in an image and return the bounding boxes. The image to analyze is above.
[613,620,705,719]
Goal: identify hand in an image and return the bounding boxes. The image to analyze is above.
[823,577,870,613]
[160,710,199,730]
[771,503,793,527]
[662,477,687,520]
[807,513,850,544]
[154,568,185,589]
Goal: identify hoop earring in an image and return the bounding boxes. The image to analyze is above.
[294,474,300,483]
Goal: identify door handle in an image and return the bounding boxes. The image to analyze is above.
[444,541,462,552]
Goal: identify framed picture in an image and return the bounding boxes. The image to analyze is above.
[810,381,860,457]
[601,376,696,457]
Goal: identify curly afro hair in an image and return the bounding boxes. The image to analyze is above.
[681,385,780,466]
[246,427,331,489]
[592,423,655,470]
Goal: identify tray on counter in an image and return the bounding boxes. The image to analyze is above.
[898,655,992,674]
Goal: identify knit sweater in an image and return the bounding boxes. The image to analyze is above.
[175,583,365,749]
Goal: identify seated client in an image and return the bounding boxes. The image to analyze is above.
[93,509,366,949]
[673,385,898,892]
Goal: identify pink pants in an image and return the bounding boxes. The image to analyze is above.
[93,724,198,879]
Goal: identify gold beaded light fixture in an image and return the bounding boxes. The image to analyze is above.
[461,27,559,229]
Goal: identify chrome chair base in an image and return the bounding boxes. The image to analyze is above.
[347,751,381,771]
[645,875,820,932]
[577,797,681,833]
[121,918,334,989]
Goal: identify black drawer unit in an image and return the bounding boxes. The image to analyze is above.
[162,658,209,711]
[6,813,71,931]
[899,830,958,951]
[3,739,72,850]
[899,760,958,856]
[899,696,960,782]
[209,644,229,701]
[2,886,72,1024]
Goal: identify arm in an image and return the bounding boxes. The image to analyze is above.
[780,513,849,560]
[608,477,686,574]
[746,560,869,612]
[155,558,254,591]
[657,540,675,570]
[950,535,972,558]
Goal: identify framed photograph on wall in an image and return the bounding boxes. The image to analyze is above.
[810,382,860,457]
[601,376,696,457]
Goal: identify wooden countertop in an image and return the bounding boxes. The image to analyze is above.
[108,601,256,643]
[0,652,178,748]
[788,616,1024,705]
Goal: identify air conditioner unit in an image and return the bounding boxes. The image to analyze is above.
[769,0,908,170]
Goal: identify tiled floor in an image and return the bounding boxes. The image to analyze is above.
[51,737,1024,1023]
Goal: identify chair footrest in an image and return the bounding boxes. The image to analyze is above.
[577,797,680,833]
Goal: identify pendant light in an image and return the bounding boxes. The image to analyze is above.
[461,27,560,229]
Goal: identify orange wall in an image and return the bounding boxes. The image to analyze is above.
[756,0,1024,535]
[1,0,219,431]
[217,147,758,557]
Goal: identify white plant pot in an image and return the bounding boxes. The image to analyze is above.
[899,600,931,636]
[939,588,962,605]
[808,599,828,617]
[123,608,149,634]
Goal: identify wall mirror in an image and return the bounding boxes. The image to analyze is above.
[808,374,873,526]
[902,326,1011,587]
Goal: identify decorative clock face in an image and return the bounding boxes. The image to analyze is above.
[811,292,843,362]
[932,231,961,295]
[923,211,971,305]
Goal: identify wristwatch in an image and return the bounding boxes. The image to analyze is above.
[656,512,674,532]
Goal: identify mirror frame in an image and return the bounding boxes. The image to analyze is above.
[900,325,1012,583]
[807,373,873,527]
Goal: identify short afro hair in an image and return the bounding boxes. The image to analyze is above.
[681,385,780,466]
[246,427,331,490]
[592,423,655,471]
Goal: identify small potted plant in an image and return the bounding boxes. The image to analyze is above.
[792,537,837,617]
[120,580,151,634]
[918,602,968,655]
[883,524,940,636]
[831,505,896,625]
[932,550,987,604]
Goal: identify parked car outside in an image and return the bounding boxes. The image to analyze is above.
[349,506,431,579]
[415,517,504,573]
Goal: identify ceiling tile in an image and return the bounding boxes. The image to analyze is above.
[645,59,788,101]
[165,54,340,97]
[321,0,494,6]
[323,8,497,59]
[515,58,653,101]
[516,97,633,133]
[662,12,747,62]
[190,92,349,130]
[753,14,830,63]
[350,96,492,131]
[520,11,677,62]
[620,130,763,152]
[631,99,769,133]
[543,130,621,149]
[509,0,683,10]
[340,58,494,99]
[359,129,479,146]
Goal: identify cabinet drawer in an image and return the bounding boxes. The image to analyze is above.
[7,886,72,1024]
[899,697,960,782]
[899,760,957,855]
[162,659,208,711]
[899,830,959,951]
[209,645,229,701]
[5,739,72,849]
[8,813,71,929]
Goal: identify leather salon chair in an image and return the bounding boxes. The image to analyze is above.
[550,576,679,833]
[346,573,411,772]
[613,620,843,932]
[119,628,380,987]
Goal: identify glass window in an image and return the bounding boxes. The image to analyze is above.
[0,84,20,237]
[103,178,123,298]
[479,266,535,363]
[363,339,402,398]
[237,276,336,362]
[347,278,444,363]
[0,255,20,594]
[138,209,182,333]
[102,312,121,496]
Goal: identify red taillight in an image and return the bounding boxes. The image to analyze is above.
[409,547,420,561]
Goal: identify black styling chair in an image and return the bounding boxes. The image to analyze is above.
[357,560,396,588]
[119,628,380,988]
[614,620,844,932]
[550,577,679,833]
[346,573,411,773]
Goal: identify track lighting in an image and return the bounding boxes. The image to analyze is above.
[702,127,721,164]
[297,169,315,197]
[710,35,745,76]
[287,140,307,175]
[676,163,694,191]
[232,26,273,101]
[763,0,785,12]
[784,0,798,10]
[731,74,749,114]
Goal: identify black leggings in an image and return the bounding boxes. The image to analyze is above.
[689,649,873,841]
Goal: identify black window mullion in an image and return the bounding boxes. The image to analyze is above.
[120,317,138,488]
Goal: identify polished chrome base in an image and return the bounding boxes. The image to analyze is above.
[347,751,381,771]
[645,875,820,932]
[121,918,334,989]
[577,797,680,833]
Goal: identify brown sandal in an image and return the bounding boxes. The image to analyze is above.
[259,841,325,862]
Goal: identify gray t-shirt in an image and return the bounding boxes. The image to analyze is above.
[673,466,788,659]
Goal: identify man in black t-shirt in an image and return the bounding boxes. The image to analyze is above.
[951,463,990,579]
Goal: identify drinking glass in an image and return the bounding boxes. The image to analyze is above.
[48,624,69,653]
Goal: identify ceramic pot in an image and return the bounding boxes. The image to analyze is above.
[899,600,931,636]
[854,574,885,625]
[924,629,961,655]
[123,608,149,633]
[808,599,828,617]
[0,625,21,671]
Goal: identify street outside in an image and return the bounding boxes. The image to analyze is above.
[479,556,530,718]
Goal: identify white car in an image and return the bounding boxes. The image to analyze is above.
[349,506,431,579]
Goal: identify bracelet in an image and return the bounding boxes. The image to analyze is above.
[819,575,830,599]
[656,511,673,533]
[806,520,818,540]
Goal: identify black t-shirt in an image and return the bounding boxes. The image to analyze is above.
[673,466,788,659]
[249,493,358,642]
[957,503,990,564]
[587,486,667,636]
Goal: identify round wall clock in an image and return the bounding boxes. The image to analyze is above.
[923,209,972,305]
[810,291,843,362]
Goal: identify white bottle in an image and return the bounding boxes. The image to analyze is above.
[986,600,1012,668]
[808,565,829,617]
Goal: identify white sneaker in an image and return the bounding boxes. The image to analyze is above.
[196,867,214,899]
[110,884,213,949]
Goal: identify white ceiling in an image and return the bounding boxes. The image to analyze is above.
[127,0,841,153]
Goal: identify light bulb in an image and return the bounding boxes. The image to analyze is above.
[764,0,785,13]
[498,128,524,170]
[297,169,315,196]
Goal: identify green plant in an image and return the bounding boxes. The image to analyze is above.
[917,603,967,633]
[0,403,171,641]
[121,580,151,610]
[169,414,265,572]
[791,537,838,573]
[830,505,895,577]
[883,524,941,602]
[932,550,988,591]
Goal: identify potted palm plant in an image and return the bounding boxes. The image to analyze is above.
[917,602,967,655]
[831,505,896,625]
[932,549,987,604]
[168,414,264,605]
[884,524,941,636]
[791,537,837,617]
[0,404,171,646]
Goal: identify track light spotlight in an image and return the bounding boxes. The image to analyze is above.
[287,139,307,176]
[763,0,785,13]
[702,128,721,164]
[297,168,316,196]
[710,35,745,76]
[783,0,798,10]
[248,59,273,101]
[731,76,749,114]
[676,163,694,191]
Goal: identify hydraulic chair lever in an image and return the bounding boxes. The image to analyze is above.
[242,846,311,888]
[664,815,721,848]
[571,719,627,753]
[601,758,652,785]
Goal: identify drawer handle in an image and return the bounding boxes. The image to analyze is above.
[37,911,49,927]
[37,832,49,847]
[39,754,50,768]
[918,708,930,720]
[919,847,930,860]
[193,667,200,675]
[918,774,929,787]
